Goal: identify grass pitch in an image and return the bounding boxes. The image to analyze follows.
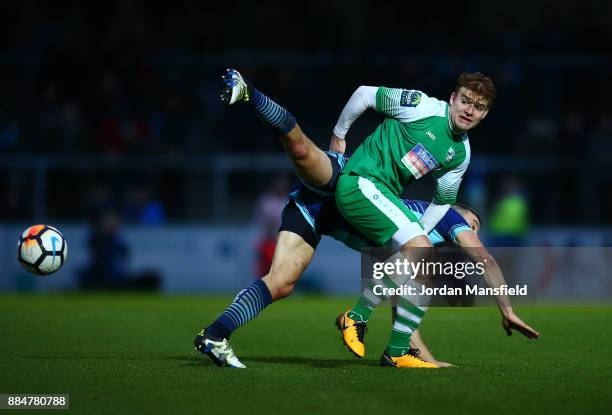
[1,294,611,414]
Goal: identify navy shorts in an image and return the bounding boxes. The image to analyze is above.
[278,200,320,249]
[299,151,346,196]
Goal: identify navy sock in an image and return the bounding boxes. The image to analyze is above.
[206,279,273,339]
[248,85,296,135]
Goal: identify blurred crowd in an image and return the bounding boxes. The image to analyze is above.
[1,1,611,224]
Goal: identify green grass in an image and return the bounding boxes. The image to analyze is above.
[1,294,611,415]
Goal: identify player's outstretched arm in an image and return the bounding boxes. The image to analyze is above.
[455,231,540,339]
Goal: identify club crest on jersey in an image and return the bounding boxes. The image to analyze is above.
[446,148,456,162]
[401,143,440,179]
[400,90,422,107]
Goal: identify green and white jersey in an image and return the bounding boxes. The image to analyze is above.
[343,87,470,205]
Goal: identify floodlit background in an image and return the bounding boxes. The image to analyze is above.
[1,1,611,296]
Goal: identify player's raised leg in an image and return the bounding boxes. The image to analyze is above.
[194,230,315,368]
[221,68,333,187]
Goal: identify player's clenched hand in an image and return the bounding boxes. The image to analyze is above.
[329,134,346,154]
[502,313,540,339]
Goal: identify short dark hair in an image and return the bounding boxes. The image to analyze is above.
[455,72,496,108]
[452,202,482,225]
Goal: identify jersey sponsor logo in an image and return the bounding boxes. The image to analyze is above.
[426,130,436,140]
[401,143,440,179]
[400,90,422,107]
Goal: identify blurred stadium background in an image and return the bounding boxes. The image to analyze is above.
[1,0,611,296]
[2,3,612,414]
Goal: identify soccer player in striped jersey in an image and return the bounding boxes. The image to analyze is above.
[194,69,538,369]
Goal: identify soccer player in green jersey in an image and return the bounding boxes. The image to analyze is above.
[332,74,497,367]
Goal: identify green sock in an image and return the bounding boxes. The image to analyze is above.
[347,295,376,322]
[348,273,402,322]
[386,298,426,357]
[349,279,386,321]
